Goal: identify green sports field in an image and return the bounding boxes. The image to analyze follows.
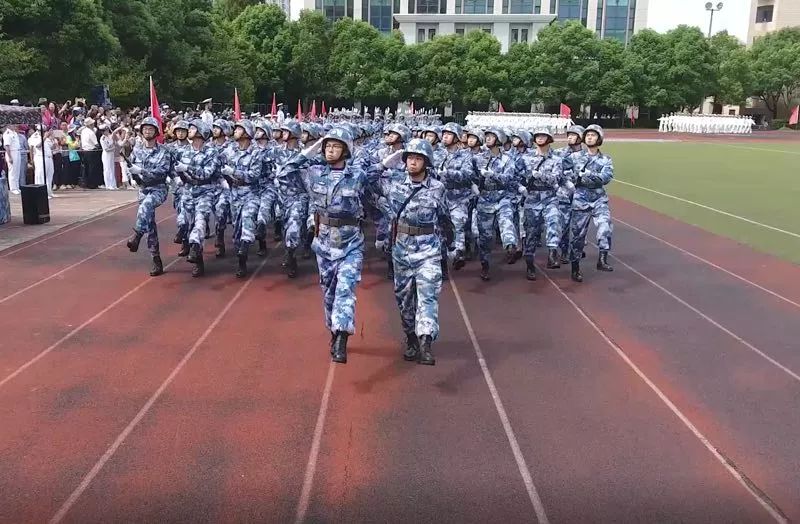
[593,140,800,264]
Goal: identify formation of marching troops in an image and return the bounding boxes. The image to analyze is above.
[125,113,614,365]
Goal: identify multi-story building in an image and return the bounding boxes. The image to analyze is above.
[748,0,800,44]
[265,0,292,17]
[291,0,649,52]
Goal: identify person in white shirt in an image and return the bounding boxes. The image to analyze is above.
[2,125,23,194]
[80,117,101,188]
[29,127,56,197]
[200,98,214,125]
[99,125,118,190]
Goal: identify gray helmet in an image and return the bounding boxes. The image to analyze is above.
[485,127,507,145]
[502,128,514,144]
[466,128,484,146]
[322,127,354,159]
[173,120,190,132]
[567,125,586,141]
[280,119,302,140]
[387,123,411,143]
[512,129,531,148]
[442,122,463,139]
[140,117,161,136]
[302,122,321,140]
[212,118,231,136]
[234,119,255,139]
[402,138,434,167]
[190,119,212,141]
[583,124,604,145]
[532,128,554,144]
[422,125,442,143]
[255,118,272,136]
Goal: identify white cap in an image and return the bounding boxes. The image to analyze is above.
[9,99,19,105]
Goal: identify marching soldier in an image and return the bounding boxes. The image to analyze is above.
[554,125,585,263]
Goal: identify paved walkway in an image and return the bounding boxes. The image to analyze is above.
[0,189,137,251]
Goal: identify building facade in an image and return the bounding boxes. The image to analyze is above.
[748,0,800,44]
[291,0,649,52]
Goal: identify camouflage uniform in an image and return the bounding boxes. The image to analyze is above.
[130,142,172,255]
[519,149,563,258]
[570,150,614,260]
[181,143,221,250]
[473,149,517,264]
[227,144,269,248]
[435,146,475,255]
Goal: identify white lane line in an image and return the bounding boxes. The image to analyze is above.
[0,257,182,389]
[294,362,337,524]
[0,203,136,258]
[449,278,550,524]
[614,218,800,311]
[0,215,174,306]
[48,259,268,524]
[704,143,800,155]
[538,268,788,523]
[614,180,800,239]
[608,252,800,385]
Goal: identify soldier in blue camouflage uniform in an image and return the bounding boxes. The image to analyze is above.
[474,128,518,281]
[170,121,193,257]
[288,127,367,364]
[274,119,308,278]
[434,122,476,275]
[299,122,323,259]
[507,129,531,263]
[221,120,271,278]
[254,119,277,257]
[554,125,585,264]
[126,117,172,277]
[374,139,454,365]
[570,124,614,282]
[517,129,563,281]
[173,120,220,277]
[211,119,234,257]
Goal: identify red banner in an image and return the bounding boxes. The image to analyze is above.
[559,103,571,118]
[149,76,163,143]
[233,88,241,122]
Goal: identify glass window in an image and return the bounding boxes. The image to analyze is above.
[521,28,528,41]
[322,0,348,21]
[428,28,436,38]
[581,0,588,25]
[511,28,519,42]
[417,27,426,42]
[604,0,629,43]
[455,23,493,33]
[463,0,488,13]
[534,0,541,13]
[456,27,465,35]
[368,0,393,33]
[416,0,439,13]
[756,5,774,23]
[550,0,556,14]
[409,0,415,13]
[558,0,582,21]
[509,0,533,14]
[316,0,322,9]
[394,0,400,11]
[503,0,509,13]
[440,0,447,12]
[362,0,368,20]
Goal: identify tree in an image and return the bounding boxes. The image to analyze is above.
[284,10,332,104]
[231,4,289,101]
[749,27,800,118]
[662,25,716,110]
[0,37,41,98]
[595,38,634,110]
[213,0,263,20]
[328,18,386,102]
[708,32,751,106]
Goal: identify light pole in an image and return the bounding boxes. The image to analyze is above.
[705,2,723,38]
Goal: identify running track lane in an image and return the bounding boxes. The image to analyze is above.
[0,232,251,522]
[447,259,771,522]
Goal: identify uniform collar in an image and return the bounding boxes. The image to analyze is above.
[404,172,430,187]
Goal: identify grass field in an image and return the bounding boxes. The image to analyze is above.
[593,140,800,264]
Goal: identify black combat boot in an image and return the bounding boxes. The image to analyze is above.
[150,255,164,277]
[331,331,348,363]
[386,258,394,281]
[273,220,283,242]
[597,251,613,272]
[192,253,204,278]
[571,261,583,282]
[187,242,201,264]
[178,239,190,257]
[285,248,298,278]
[302,230,314,259]
[127,230,143,252]
[418,335,435,365]
[172,230,184,245]
[215,230,226,258]
[205,223,211,239]
[525,258,536,281]
[505,245,517,264]
[329,331,336,356]
[403,333,420,361]
[453,250,466,270]
[560,249,570,266]
[441,257,449,281]
[546,248,560,269]
[257,238,268,257]
[480,261,490,281]
[236,241,250,278]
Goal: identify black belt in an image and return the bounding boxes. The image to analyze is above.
[318,215,359,227]
[445,182,471,190]
[527,184,556,191]
[190,178,216,186]
[142,179,166,188]
[397,222,434,236]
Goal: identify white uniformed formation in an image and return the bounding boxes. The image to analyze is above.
[658,113,754,134]
[466,112,574,136]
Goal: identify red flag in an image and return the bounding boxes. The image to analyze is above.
[559,103,571,118]
[321,101,327,116]
[310,100,317,119]
[233,88,241,121]
[296,99,303,120]
[149,76,163,143]
[789,105,800,126]
[498,102,505,113]
[271,92,277,118]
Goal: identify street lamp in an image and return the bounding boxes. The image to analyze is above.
[705,2,723,38]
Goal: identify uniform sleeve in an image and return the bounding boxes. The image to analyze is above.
[533,156,562,188]
[596,157,614,185]
[437,188,455,247]
[193,150,219,182]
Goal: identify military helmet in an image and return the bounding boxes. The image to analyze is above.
[466,128,485,146]
[485,127,507,145]
[532,127,554,144]
[583,124,604,145]
[302,122,321,140]
[280,119,302,140]
[322,127,354,159]
[422,125,442,143]
[190,119,212,141]
[173,120,190,132]
[140,116,161,136]
[234,119,255,139]
[255,119,272,135]
[513,129,532,148]
[212,118,231,136]
[387,123,411,143]
[567,125,586,140]
[442,122,463,139]
[402,138,434,166]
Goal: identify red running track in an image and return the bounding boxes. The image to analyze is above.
[0,199,797,523]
